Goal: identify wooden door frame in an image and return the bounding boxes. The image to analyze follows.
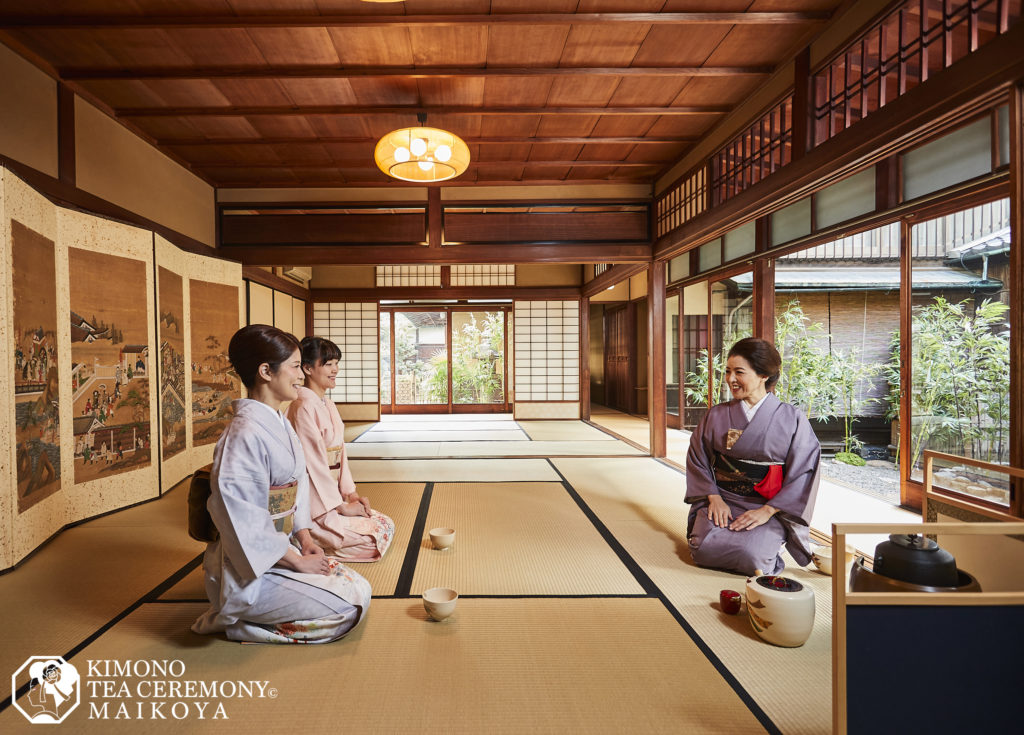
[380,305,511,414]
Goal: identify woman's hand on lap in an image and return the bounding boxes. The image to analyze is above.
[707,495,732,527]
[296,529,324,557]
[340,500,370,517]
[728,505,777,532]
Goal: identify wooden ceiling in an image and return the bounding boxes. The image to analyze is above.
[0,1,843,189]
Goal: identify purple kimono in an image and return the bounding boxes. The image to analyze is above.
[685,393,820,575]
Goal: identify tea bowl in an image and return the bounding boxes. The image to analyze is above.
[429,527,456,550]
[422,587,458,621]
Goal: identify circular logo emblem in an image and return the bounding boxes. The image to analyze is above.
[11,656,81,724]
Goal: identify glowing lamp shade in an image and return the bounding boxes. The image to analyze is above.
[375,126,470,183]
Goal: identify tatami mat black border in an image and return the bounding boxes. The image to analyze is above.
[393,482,435,598]
[0,552,204,714]
[545,458,783,735]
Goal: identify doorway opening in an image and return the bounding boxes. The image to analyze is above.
[379,306,510,414]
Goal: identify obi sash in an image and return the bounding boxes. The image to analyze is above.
[713,452,784,500]
[268,480,298,535]
[326,445,343,471]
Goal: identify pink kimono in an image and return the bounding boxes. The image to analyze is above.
[287,386,394,561]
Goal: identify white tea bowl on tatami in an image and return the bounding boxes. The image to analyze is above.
[422,587,458,621]
[429,527,456,550]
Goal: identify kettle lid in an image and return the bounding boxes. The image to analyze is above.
[888,534,939,552]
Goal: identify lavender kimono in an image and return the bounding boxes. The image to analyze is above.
[192,399,371,643]
[685,393,820,575]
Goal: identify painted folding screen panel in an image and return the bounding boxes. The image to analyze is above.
[190,280,241,446]
[12,220,61,512]
[68,248,151,483]
[157,267,186,461]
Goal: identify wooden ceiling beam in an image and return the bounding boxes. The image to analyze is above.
[314,286,581,300]
[198,160,661,169]
[581,263,650,296]
[61,65,773,81]
[218,179,653,188]
[159,136,697,146]
[118,105,730,117]
[0,13,832,30]
[220,243,651,266]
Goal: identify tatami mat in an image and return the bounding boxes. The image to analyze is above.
[349,458,558,482]
[346,440,645,458]
[0,483,203,681]
[355,429,528,442]
[554,457,832,735]
[516,420,621,441]
[363,420,521,433]
[159,483,426,600]
[0,599,766,734]
[411,482,644,596]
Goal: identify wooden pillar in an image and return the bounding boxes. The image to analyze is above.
[580,297,591,420]
[898,218,920,510]
[791,47,811,162]
[427,187,442,248]
[648,261,667,457]
[625,299,637,415]
[1009,83,1024,517]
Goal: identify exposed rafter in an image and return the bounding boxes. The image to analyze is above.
[0,12,832,30]
[59,65,774,81]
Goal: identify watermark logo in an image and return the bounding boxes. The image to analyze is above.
[12,656,81,724]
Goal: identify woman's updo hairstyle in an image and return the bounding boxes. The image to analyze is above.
[299,336,342,369]
[228,324,301,390]
[727,337,782,390]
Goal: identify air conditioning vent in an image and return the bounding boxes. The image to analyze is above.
[282,266,312,285]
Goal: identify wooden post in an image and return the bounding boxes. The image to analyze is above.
[58,83,76,186]
[580,297,591,420]
[899,218,920,510]
[1009,83,1024,517]
[427,187,442,248]
[648,261,667,457]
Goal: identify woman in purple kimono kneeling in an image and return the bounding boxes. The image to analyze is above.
[685,338,820,576]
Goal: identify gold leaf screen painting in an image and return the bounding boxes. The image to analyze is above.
[158,267,186,460]
[12,221,61,512]
[68,248,152,483]
[190,280,240,446]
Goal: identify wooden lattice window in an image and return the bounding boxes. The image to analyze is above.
[813,0,1021,146]
[655,167,707,238]
[709,96,793,206]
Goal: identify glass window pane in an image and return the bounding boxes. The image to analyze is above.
[709,278,752,406]
[771,197,812,247]
[669,253,690,283]
[379,311,391,405]
[452,311,505,404]
[724,221,756,262]
[909,198,1011,505]
[394,311,448,404]
[815,167,875,229]
[667,294,680,416]
[699,238,722,272]
[681,283,709,429]
[903,117,992,201]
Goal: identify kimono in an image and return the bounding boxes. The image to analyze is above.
[192,399,372,643]
[685,393,820,576]
[286,386,394,561]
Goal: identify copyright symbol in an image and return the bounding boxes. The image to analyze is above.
[268,688,278,698]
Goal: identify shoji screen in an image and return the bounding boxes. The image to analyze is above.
[513,300,580,419]
[311,302,380,420]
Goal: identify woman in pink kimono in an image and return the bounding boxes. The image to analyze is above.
[192,325,371,644]
[685,338,820,576]
[287,337,394,561]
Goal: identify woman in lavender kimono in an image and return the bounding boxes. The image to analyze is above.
[192,325,371,644]
[287,337,394,561]
[685,337,820,576]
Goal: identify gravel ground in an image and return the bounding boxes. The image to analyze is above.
[820,457,901,504]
